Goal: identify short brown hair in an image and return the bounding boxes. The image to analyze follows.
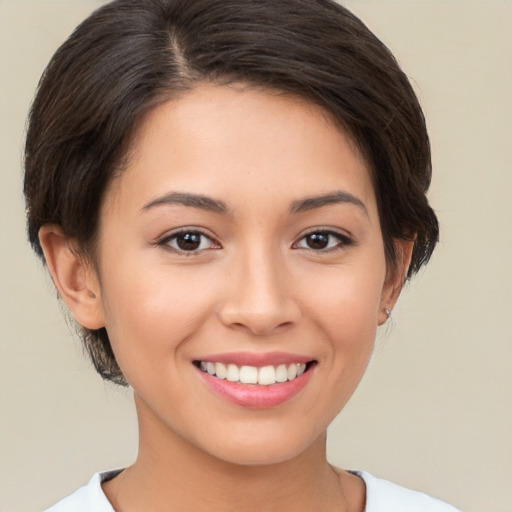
[24,0,438,385]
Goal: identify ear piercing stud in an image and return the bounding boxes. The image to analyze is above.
[384,309,392,318]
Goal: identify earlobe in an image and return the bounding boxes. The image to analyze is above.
[379,238,415,325]
[38,225,105,330]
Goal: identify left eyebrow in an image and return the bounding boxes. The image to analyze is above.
[290,190,369,216]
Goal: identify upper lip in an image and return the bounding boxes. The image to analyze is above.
[194,351,314,367]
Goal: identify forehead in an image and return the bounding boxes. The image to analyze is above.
[104,83,376,218]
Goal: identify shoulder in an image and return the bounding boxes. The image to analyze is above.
[355,471,460,512]
[43,471,120,512]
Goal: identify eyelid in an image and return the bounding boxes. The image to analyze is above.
[156,227,222,253]
[154,226,352,254]
[292,228,354,251]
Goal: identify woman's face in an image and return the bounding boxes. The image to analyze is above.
[92,84,395,465]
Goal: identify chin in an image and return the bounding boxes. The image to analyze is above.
[210,444,308,467]
[198,423,325,467]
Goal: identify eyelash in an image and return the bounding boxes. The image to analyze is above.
[293,229,353,252]
[156,228,353,255]
[157,229,220,255]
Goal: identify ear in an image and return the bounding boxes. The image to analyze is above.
[38,224,105,330]
[378,238,415,325]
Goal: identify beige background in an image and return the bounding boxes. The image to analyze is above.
[1,1,511,511]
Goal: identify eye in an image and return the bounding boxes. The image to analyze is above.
[294,230,352,251]
[159,229,220,253]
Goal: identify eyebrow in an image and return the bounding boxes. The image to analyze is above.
[141,192,229,215]
[141,190,368,217]
[290,190,368,216]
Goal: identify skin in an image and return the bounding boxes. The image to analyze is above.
[40,83,412,511]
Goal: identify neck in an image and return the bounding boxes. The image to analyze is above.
[103,396,364,512]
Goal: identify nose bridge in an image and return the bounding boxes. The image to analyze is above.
[218,241,300,335]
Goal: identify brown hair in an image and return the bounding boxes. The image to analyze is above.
[24,0,438,385]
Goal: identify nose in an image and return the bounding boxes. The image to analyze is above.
[217,248,301,336]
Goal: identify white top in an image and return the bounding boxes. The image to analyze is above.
[44,469,460,511]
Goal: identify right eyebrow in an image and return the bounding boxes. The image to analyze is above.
[140,191,230,215]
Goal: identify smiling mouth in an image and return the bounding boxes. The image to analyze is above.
[194,361,316,386]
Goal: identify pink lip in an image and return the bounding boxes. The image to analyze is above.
[194,351,312,367]
[195,362,315,409]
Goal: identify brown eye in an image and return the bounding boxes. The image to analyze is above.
[295,230,352,251]
[175,232,202,251]
[305,232,330,249]
[161,230,220,253]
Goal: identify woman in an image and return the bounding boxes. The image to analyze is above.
[24,0,459,510]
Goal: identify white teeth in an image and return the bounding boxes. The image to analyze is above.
[199,361,310,385]
[226,364,240,382]
[215,362,227,379]
[287,363,298,380]
[275,364,288,383]
[257,365,276,386]
[240,365,258,384]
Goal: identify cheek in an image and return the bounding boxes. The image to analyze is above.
[305,259,385,330]
[301,258,385,375]
[97,261,218,375]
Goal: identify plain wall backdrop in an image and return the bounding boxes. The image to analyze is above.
[1,1,511,511]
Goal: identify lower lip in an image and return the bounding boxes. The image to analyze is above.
[196,366,314,408]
